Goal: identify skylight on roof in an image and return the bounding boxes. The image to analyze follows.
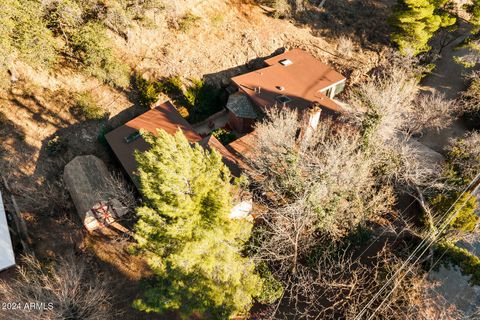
[124,131,141,144]
[279,59,293,66]
[276,95,292,104]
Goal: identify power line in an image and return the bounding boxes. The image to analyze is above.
[358,174,480,319]
[356,200,416,259]
[354,172,480,320]
[366,190,477,320]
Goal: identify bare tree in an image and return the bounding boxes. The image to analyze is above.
[0,254,116,320]
[264,246,459,319]
[347,65,418,144]
[249,109,394,288]
[406,91,460,137]
[248,65,461,319]
[345,63,461,229]
[347,64,458,144]
[249,110,394,243]
[254,198,321,276]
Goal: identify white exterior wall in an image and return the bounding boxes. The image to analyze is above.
[0,191,15,271]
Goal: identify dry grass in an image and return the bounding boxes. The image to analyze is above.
[0,1,397,318]
[0,254,117,320]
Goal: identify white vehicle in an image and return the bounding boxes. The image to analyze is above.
[0,191,15,271]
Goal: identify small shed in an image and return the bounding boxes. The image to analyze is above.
[63,155,127,232]
[0,191,15,271]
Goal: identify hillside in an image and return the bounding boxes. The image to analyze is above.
[11,1,480,319]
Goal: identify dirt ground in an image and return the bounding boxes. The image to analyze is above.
[0,1,395,318]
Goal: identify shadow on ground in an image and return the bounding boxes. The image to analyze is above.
[284,0,394,49]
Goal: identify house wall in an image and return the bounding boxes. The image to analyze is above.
[321,79,346,98]
[301,108,322,140]
[228,112,254,134]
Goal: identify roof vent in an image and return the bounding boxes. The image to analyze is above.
[279,59,293,66]
[276,86,285,91]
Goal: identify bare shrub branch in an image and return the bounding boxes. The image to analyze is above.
[101,171,137,215]
[264,246,459,319]
[406,91,460,136]
[0,254,116,320]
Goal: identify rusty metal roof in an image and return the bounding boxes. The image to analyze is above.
[105,101,241,185]
[225,131,258,173]
[231,49,346,115]
[199,135,243,177]
[105,101,201,185]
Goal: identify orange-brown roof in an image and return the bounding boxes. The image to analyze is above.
[231,49,346,115]
[105,101,242,186]
[199,135,243,177]
[225,131,257,173]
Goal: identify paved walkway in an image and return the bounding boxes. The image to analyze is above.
[192,110,229,135]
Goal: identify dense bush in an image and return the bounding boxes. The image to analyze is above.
[136,75,222,122]
[136,75,185,107]
[73,92,107,120]
[435,242,480,285]
[255,263,284,305]
[185,79,222,123]
[71,22,129,87]
[1,0,58,73]
[157,75,184,96]
[212,128,236,145]
[0,0,137,88]
[424,132,480,237]
[136,76,161,107]
[461,76,480,129]
[430,192,479,233]
[446,132,480,186]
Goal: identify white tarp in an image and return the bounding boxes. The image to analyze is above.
[0,191,15,271]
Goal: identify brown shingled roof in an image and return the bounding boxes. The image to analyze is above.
[231,49,346,115]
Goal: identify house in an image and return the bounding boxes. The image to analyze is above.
[106,50,347,184]
[105,102,252,219]
[105,101,243,187]
[0,191,16,271]
[226,48,346,133]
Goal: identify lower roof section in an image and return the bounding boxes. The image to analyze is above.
[106,101,242,187]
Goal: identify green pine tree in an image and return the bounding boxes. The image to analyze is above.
[467,0,480,30]
[132,129,262,319]
[390,0,456,55]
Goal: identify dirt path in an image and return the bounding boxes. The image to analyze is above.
[418,26,471,153]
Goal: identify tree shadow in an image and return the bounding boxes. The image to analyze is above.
[203,48,286,86]
[289,0,394,48]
